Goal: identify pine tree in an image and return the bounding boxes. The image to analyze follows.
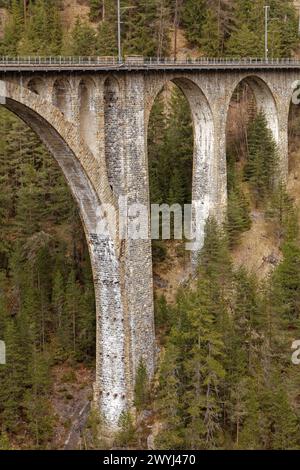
[226,186,251,246]
[181,0,207,49]
[155,341,185,449]
[244,112,278,205]
[116,411,137,448]
[90,0,105,21]
[63,270,81,359]
[96,20,118,56]
[76,276,96,362]
[122,0,160,57]
[226,23,262,57]
[200,8,220,56]
[238,380,262,449]
[134,360,149,411]
[52,270,65,333]
[24,350,53,449]
[268,378,299,449]
[67,18,97,56]
[271,239,300,325]
[0,0,24,55]
[18,0,63,55]
[154,294,171,330]
[0,431,10,450]
[266,183,296,240]
[0,313,32,433]
[183,281,226,449]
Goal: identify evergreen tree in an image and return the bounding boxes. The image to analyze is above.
[24,350,53,449]
[200,8,220,56]
[183,280,225,449]
[52,270,65,333]
[134,360,149,411]
[0,431,10,450]
[181,0,206,49]
[155,341,185,449]
[63,270,81,359]
[18,0,63,55]
[67,18,97,56]
[271,238,300,325]
[96,20,118,56]
[116,411,137,448]
[244,112,278,205]
[268,378,299,449]
[226,23,262,57]
[0,0,24,55]
[122,0,160,57]
[90,0,105,21]
[226,185,251,246]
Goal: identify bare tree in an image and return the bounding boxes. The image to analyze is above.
[157,1,169,59]
[102,0,106,21]
[173,0,183,61]
[24,0,28,25]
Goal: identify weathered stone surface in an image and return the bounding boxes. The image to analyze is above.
[0,68,295,429]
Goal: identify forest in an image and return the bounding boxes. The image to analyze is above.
[0,0,300,450]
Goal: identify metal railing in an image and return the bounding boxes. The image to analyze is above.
[0,56,300,67]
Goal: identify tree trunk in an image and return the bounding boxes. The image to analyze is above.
[174,0,179,61]
[24,0,27,25]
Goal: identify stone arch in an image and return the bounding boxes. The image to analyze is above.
[0,79,129,429]
[146,76,215,256]
[227,75,279,143]
[27,77,45,96]
[52,77,72,120]
[78,77,97,156]
[103,76,123,195]
[104,75,120,101]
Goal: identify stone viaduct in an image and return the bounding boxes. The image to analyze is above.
[0,58,299,430]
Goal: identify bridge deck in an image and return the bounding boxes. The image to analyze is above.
[1,57,300,72]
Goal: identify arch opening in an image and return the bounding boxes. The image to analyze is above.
[0,103,97,448]
[147,77,214,307]
[225,77,279,249]
[52,78,72,120]
[231,76,279,143]
[288,95,300,191]
[27,77,45,96]
[0,79,147,433]
[79,79,97,156]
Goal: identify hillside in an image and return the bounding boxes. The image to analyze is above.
[60,0,92,30]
